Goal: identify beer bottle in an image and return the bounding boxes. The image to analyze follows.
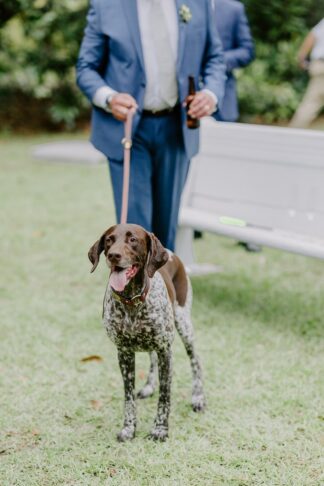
[186,76,200,129]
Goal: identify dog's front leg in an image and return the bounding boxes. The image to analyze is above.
[117,349,136,442]
[150,347,172,441]
[137,351,158,399]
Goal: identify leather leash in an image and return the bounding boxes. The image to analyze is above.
[115,108,151,309]
[120,108,136,224]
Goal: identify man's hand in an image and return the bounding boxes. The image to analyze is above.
[297,32,315,71]
[110,93,138,121]
[186,91,216,119]
[298,56,309,70]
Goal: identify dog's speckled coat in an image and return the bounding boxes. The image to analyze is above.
[88,224,205,441]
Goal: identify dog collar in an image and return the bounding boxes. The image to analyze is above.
[111,281,150,308]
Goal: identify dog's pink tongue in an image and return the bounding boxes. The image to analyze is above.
[109,268,128,292]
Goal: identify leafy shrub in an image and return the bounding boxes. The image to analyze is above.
[0,0,89,130]
[236,0,324,123]
[237,40,309,123]
[242,0,313,43]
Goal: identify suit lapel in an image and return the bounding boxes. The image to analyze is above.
[121,0,145,72]
[175,0,187,72]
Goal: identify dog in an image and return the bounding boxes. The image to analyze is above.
[88,223,205,441]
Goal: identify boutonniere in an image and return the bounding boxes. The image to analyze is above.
[179,4,192,23]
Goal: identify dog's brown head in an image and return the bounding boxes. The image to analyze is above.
[88,224,169,292]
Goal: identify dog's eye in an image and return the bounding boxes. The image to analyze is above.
[105,237,111,244]
[129,236,137,243]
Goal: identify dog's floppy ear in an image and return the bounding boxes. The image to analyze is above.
[146,233,169,278]
[88,233,106,273]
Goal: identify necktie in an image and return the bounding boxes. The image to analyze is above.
[149,0,178,107]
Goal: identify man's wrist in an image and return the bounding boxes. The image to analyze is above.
[106,92,116,111]
[92,86,118,112]
[201,89,218,114]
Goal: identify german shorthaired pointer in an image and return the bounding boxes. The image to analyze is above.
[88,224,205,441]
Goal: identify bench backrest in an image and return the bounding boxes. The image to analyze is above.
[183,120,324,239]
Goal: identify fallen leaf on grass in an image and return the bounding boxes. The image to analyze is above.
[32,230,45,238]
[17,375,28,383]
[90,400,103,410]
[80,355,103,363]
[138,369,146,380]
[6,431,17,437]
[4,429,42,454]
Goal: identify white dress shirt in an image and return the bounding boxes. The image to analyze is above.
[137,0,178,110]
[93,0,217,112]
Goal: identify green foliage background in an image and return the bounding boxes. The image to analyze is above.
[0,0,89,129]
[0,0,323,129]
[238,0,324,123]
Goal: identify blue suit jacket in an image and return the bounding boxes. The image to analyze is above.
[76,0,225,160]
[215,0,254,121]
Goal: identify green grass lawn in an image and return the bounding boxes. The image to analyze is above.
[0,134,323,486]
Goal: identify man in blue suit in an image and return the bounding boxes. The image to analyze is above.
[215,0,254,122]
[76,0,225,251]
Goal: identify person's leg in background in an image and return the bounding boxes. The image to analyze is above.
[290,72,324,128]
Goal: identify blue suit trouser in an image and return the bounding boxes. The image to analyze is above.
[108,110,190,251]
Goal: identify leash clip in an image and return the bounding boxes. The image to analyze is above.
[121,137,132,150]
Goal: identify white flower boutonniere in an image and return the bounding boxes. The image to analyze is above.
[179,4,192,23]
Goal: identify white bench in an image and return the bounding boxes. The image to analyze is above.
[176,119,324,271]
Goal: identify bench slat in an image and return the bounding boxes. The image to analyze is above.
[180,208,324,259]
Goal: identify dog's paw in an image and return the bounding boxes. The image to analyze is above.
[137,384,155,399]
[117,426,135,442]
[149,425,168,442]
[192,394,206,413]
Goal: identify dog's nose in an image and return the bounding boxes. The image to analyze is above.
[108,252,122,262]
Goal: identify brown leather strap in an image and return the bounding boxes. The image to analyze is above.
[120,108,135,224]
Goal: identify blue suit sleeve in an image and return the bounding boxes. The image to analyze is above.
[76,0,109,102]
[201,0,226,106]
[224,3,254,73]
